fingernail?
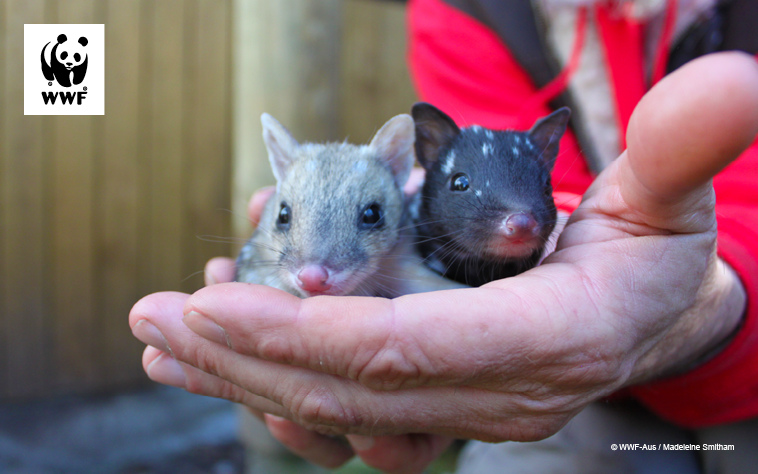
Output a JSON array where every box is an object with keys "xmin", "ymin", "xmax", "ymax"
[
  {"xmin": 204, "ymin": 270, "xmax": 218, "ymax": 286},
  {"xmin": 147, "ymin": 353, "xmax": 187, "ymax": 388},
  {"xmin": 183, "ymin": 311, "xmax": 232, "ymax": 349},
  {"xmin": 264, "ymin": 414, "xmax": 287, "ymax": 425},
  {"xmin": 346, "ymin": 435, "xmax": 375, "ymax": 451},
  {"xmin": 132, "ymin": 320, "xmax": 172, "ymax": 354}
]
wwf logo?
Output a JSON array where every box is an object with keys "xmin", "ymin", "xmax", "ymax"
[
  {"xmin": 41, "ymin": 34, "xmax": 88, "ymax": 88},
  {"xmin": 24, "ymin": 24, "xmax": 104, "ymax": 115}
]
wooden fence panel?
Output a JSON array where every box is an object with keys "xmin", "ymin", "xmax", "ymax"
[
  {"xmin": 340, "ymin": 0, "xmax": 418, "ymax": 144},
  {"xmin": 182, "ymin": 0, "xmax": 232, "ymax": 292},
  {"xmin": 0, "ymin": 0, "xmax": 232, "ymax": 399},
  {"xmin": 1, "ymin": 0, "xmax": 412, "ymax": 400},
  {"xmin": 1, "ymin": 0, "xmax": 49, "ymax": 398},
  {"xmin": 231, "ymin": 0, "xmax": 342, "ymax": 239},
  {"xmin": 100, "ymin": 0, "xmax": 144, "ymax": 386},
  {"xmin": 146, "ymin": 0, "xmax": 186, "ymax": 295},
  {"xmin": 49, "ymin": 0, "xmax": 98, "ymax": 392},
  {"xmin": 0, "ymin": 0, "xmax": 5, "ymax": 397}
]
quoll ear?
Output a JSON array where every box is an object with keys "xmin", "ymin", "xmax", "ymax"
[
  {"xmin": 369, "ymin": 114, "xmax": 415, "ymax": 188},
  {"xmin": 261, "ymin": 113, "xmax": 299, "ymax": 184},
  {"xmin": 411, "ymin": 102, "xmax": 461, "ymax": 172},
  {"xmin": 78, "ymin": 37, "xmax": 88, "ymax": 47},
  {"xmin": 528, "ymin": 107, "xmax": 571, "ymax": 171}
]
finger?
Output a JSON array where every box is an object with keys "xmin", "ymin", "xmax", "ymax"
[
  {"xmin": 145, "ymin": 284, "xmax": 576, "ymax": 440},
  {"xmin": 131, "ymin": 292, "xmax": 289, "ymax": 415},
  {"xmin": 620, "ymin": 52, "xmax": 758, "ymax": 227},
  {"xmin": 140, "ymin": 338, "xmax": 290, "ymax": 417},
  {"xmin": 182, "ymin": 279, "xmax": 615, "ymax": 399},
  {"xmin": 247, "ymin": 186, "xmax": 276, "ymax": 226},
  {"xmin": 130, "ymin": 291, "xmax": 190, "ymax": 331},
  {"xmin": 182, "ymin": 283, "xmax": 531, "ymax": 390},
  {"xmin": 204, "ymin": 257, "xmax": 237, "ymax": 286},
  {"xmin": 347, "ymin": 434, "xmax": 454, "ymax": 474},
  {"xmin": 265, "ymin": 415, "xmax": 355, "ymax": 469}
]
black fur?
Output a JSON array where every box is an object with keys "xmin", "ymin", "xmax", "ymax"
[{"xmin": 412, "ymin": 103, "xmax": 570, "ymax": 287}]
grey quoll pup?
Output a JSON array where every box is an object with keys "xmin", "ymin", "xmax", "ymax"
[{"xmin": 236, "ymin": 112, "xmax": 463, "ymax": 298}]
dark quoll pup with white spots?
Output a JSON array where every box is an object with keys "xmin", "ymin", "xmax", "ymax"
[{"xmin": 411, "ymin": 103, "xmax": 571, "ymax": 287}]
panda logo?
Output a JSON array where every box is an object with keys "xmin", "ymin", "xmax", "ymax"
[{"xmin": 40, "ymin": 34, "xmax": 88, "ymax": 88}]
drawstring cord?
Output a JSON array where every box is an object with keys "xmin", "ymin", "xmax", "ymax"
[
  {"xmin": 652, "ymin": 0, "xmax": 678, "ymax": 85},
  {"xmin": 520, "ymin": 0, "xmax": 677, "ymax": 136},
  {"xmin": 517, "ymin": 6, "xmax": 588, "ymax": 125}
]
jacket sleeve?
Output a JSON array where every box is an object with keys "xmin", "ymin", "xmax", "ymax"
[{"xmin": 408, "ymin": 0, "xmax": 758, "ymax": 428}]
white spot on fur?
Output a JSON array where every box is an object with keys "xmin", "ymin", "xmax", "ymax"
[
  {"xmin": 482, "ymin": 143, "xmax": 494, "ymax": 157},
  {"xmin": 469, "ymin": 125, "xmax": 482, "ymax": 133},
  {"xmin": 475, "ymin": 189, "xmax": 482, "ymax": 197},
  {"xmin": 512, "ymin": 146, "xmax": 519, "ymax": 156},
  {"xmin": 515, "ymin": 135, "xmax": 521, "ymax": 144},
  {"xmin": 526, "ymin": 138, "xmax": 534, "ymax": 150},
  {"xmin": 485, "ymin": 130, "xmax": 494, "ymax": 140},
  {"xmin": 486, "ymin": 180, "xmax": 490, "ymax": 187},
  {"xmin": 442, "ymin": 150, "xmax": 455, "ymax": 175}
]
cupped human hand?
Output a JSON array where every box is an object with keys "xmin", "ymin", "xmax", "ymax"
[{"xmin": 130, "ymin": 52, "xmax": 758, "ymax": 474}]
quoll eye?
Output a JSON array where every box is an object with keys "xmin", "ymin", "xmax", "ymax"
[
  {"xmin": 450, "ymin": 173, "xmax": 470, "ymax": 192},
  {"xmin": 277, "ymin": 203, "xmax": 291, "ymax": 230},
  {"xmin": 360, "ymin": 203, "xmax": 384, "ymax": 230}
]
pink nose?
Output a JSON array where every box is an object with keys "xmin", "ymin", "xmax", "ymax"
[
  {"xmin": 500, "ymin": 212, "xmax": 539, "ymax": 241},
  {"xmin": 297, "ymin": 265, "xmax": 332, "ymax": 292}
]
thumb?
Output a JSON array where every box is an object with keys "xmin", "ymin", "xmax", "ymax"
[{"xmin": 619, "ymin": 52, "xmax": 758, "ymax": 231}]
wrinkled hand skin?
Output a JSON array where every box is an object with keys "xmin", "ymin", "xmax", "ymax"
[{"xmin": 130, "ymin": 52, "xmax": 757, "ymax": 474}]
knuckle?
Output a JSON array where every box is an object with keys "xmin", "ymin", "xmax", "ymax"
[
  {"xmin": 256, "ymin": 335, "xmax": 297, "ymax": 365},
  {"xmin": 187, "ymin": 343, "xmax": 221, "ymax": 376},
  {"xmin": 215, "ymin": 379, "xmax": 248, "ymax": 404},
  {"xmin": 182, "ymin": 374, "xmax": 205, "ymax": 396},
  {"xmin": 351, "ymin": 330, "xmax": 433, "ymax": 391},
  {"xmin": 287, "ymin": 384, "xmax": 356, "ymax": 428}
]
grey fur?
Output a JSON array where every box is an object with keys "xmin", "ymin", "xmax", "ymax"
[{"xmin": 236, "ymin": 113, "xmax": 464, "ymax": 298}]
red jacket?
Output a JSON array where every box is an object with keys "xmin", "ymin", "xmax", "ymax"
[{"xmin": 408, "ymin": 0, "xmax": 758, "ymax": 428}]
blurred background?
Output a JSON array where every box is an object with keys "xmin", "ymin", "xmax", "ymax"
[{"xmin": 0, "ymin": 0, "xmax": 438, "ymax": 472}]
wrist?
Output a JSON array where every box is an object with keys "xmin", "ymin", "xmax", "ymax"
[{"xmin": 630, "ymin": 257, "xmax": 747, "ymax": 384}]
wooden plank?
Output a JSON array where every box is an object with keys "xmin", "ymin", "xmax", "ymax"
[
  {"xmin": 182, "ymin": 0, "xmax": 232, "ymax": 293},
  {"xmin": 2, "ymin": 0, "xmax": 237, "ymax": 399},
  {"xmin": 146, "ymin": 0, "xmax": 186, "ymax": 294},
  {"xmin": 340, "ymin": 0, "xmax": 418, "ymax": 143},
  {"xmin": 98, "ymin": 0, "xmax": 145, "ymax": 387},
  {"xmin": 232, "ymin": 0, "xmax": 342, "ymax": 242},
  {"xmin": 0, "ymin": 0, "xmax": 7, "ymax": 398},
  {"xmin": 1, "ymin": 0, "xmax": 49, "ymax": 398},
  {"xmin": 50, "ymin": 0, "xmax": 97, "ymax": 391},
  {"xmin": 231, "ymin": 0, "xmax": 271, "ymax": 240},
  {"xmin": 263, "ymin": 0, "xmax": 341, "ymax": 142}
]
